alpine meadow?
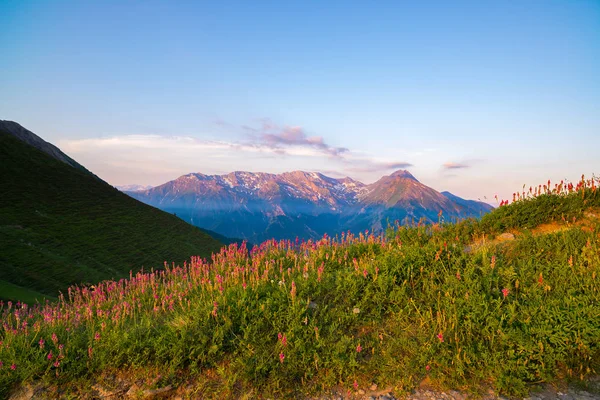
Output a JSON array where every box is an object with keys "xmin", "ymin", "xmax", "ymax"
[{"xmin": 1, "ymin": 1, "xmax": 599, "ymax": 399}]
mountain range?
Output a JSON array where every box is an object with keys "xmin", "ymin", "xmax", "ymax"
[
  {"xmin": 115, "ymin": 184, "xmax": 154, "ymax": 192},
  {"xmin": 127, "ymin": 169, "xmax": 493, "ymax": 243}
]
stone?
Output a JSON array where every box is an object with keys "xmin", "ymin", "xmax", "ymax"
[
  {"xmin": 8, "ymin": 385, "xmax": 35, "ymax": 400},
  {"xmin": 497, "ymin": 232, "xmax": 515, "ymax": 241}
]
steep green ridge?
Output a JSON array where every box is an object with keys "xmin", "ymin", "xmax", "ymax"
[{"xmin": 0, "ymin": 130, "xmax": 223, "ymax": 302}]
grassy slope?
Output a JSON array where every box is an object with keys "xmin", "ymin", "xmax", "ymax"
[
  {"xmin": 1, "ymin": 183, "xmax": 599, "ymax": 398},
  {"xmin": 0, "ymin": 131, "xmax": 223, "ymax": 301}
]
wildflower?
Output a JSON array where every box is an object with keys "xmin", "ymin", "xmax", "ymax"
[
  {"xmin": 281, "ymin": 335, "xmax": 287, "ymax": 347},
  {"xmin": 53, "ymin": 361, "xmax": 60, "ymax": 368},
  {"xmin": 363, "ymin": 269, "xmax": 368, "ymax": 278},
  {"xmin": 352, "ymin": 307, "xmax": 360, "ymax": 314},
  {"xmin": 502, "ymin": 288, "xmax": 509, "ymax": 298},
  {"xmin": 51, "ymin": 333, "xmax": 58, "ymax": 343},
  {"xmin": 39, "ymin": 338, "xmax": 45, "ymax": 349},
  {"xmin": 437, "ymin": 332, "xmax": 444, "ymax": 342},
  {"xmin": 538, "ymin": 274, "xmax": 543, "ymax": 286},
  {"xmin": 94, "ymin": 332, "xmax": 101, "ymax": 341},
  {"xmin": 356, "ymin": 343, "xmax": 362, "ymax": 353},
  {"xmin": 353, "ymin": 380, "xmax": 358, "ymax": 390},
  {"xmin": 47, "ymin": 351, "xmax": 53, "ymax": 360},
  {"xmin": 490, "ymin": 255, "xmax": 496, "ymax": 269},
  {"xmin": 290, "ymin": 281, "xmax": 297, "ymax": 300},
  {"xmin": 10, "ymin": 363, "xmax": 16, "ymax": 371},
  {"xmin": 88, "ymin": 347, "xmax": 93, "ymax": 359},
  {"xmin": 426, "ymin": 365, "xmax": 431, "ymax": 371},
  {"xmin": 456, "ymin": 271, "xmax": 461, "ymax": 280},
  {"xmin": 211, "ymin": 301, "xmax": 218, "ymax": 317},
  {"xmin": 279, "ymin": 352, "xmax": 285, "ymax": 363}
]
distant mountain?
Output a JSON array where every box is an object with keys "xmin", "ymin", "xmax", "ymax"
[
  {"xmin": 441, "ymin": 191, "xmax": 494, "ymax": 218},
  {"xmin": 116, "ymin": 184, "xmax": 154, "ymax": 192},
  {"xmin": 0, "ymin": 121, "xmax": 223, "ymax": 302},
  {"xmin": 128, "ymin": 169, "xmax": 493, "ymax": 243}
]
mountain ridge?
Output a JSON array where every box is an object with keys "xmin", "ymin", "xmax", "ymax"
[
  {"xmin": 128, "ymin": 169, "xmax": 493, "ymax": 242},
  {"xmin": 0, "ymin": 122, "xmax": 223, "ymax": 301}
]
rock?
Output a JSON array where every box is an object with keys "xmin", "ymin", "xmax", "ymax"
[
  {"xmin": 141, "ymin": 385, "xmax": 173, "ymax": 398},
  {"xmin": 126, "ymin": 383, "xmax": 141, "ymax": 397},
  {"xmin": 497, "ymin": 232, "xmax": 515, "ymax": 241},
  {"xmin": 8, "ymin": 385, "xmax": 36, "ymax": 400},
  {"xmin": 92, "ymin": 384, "xmax": 121, "ymax": 398}
]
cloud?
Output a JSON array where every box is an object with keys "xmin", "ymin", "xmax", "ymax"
[
  {"xmin": 244, "ymin": 119, "xmax": 349, "ymax": 158},
  {"xmin": 443, "ymin": 162, "xmax": 470, "ymax": 170},
  {"xmin": 58, "ymin": 118, "xmax": 420, "ymax": 185}
]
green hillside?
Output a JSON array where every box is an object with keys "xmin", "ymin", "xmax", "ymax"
[{"xmin": 0, "ymin": 130, "xmax": 223, "ymax": 302}]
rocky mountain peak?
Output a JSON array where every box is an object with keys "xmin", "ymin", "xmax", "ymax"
[{"xmin": 389, "ymin": 169, "xmax": 418, "ymax": 181}]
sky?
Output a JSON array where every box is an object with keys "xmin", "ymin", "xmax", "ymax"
[{"xmin": 1, "ymin": 0, "xmax": 599, "ymax": 204}]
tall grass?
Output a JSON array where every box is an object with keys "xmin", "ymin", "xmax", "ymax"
[{"xmin": 1, "ymin": 176, "xmax": 599, "ymax": 398}]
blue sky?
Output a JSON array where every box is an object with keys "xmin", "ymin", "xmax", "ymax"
[{"xmin": 1, "ymin": 0, "xmax": 599, "ymax": 203}]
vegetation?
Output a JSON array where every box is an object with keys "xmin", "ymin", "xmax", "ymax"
[
  {"xmin": 0, "ymin": 132, "xmax": 223, "ymax": 302},
  {"xmin": 0, "ymin": 175, "xmax": 599, "ymax": 399}
]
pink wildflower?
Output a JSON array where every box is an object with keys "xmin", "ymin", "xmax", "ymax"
[
  {"xmin": 94, "ymin": 332, "xmax": 101, "ymax": 341},
  {"xmin": 39, "ymin": 338, "xmax": 45, "ymax": 349},
  {"xmin": 426, "ymin": 365, "xmax": 431, "ymax": 371},
  {"xmin": 47, "ymin": 351, "xmax": 53, "ymax": 360},
  {"xmin": 10, "ymin": 363, "xmax": 16, "ymax": 371},
  {"xmin": 356, "ymin": 343, "xmax": 362, "ymax": 353},
  {"xmin": 502, "ymin": 288, "xmax": 509, "ymax": 298},
  {"xmin": 437, "ymin": 332, "xmax": 444, "ymax": 342},
  {"xmin": 279, "ymin": 352, "xmax": 285, "ymax": 363},
  {"xmin": 353, "ymin": 380, "xmax": 358, "ymax": 390}
]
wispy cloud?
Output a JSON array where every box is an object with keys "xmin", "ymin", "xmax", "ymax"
[
  {"xmin": 443, "ymin": 161, "xmax": 470, "ymax": 170},
  {"xmin": 243, "ymin": 119, "xmax": 348, "ymax": 158},
  {"xmin": 58, "ymin": 119, "xmax": 418, "ymax": 185}
]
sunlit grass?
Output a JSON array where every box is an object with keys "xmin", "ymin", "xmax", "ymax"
[{"xmin": 1, "ymin": 175, "xmax": 599, "ymax": 398}]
